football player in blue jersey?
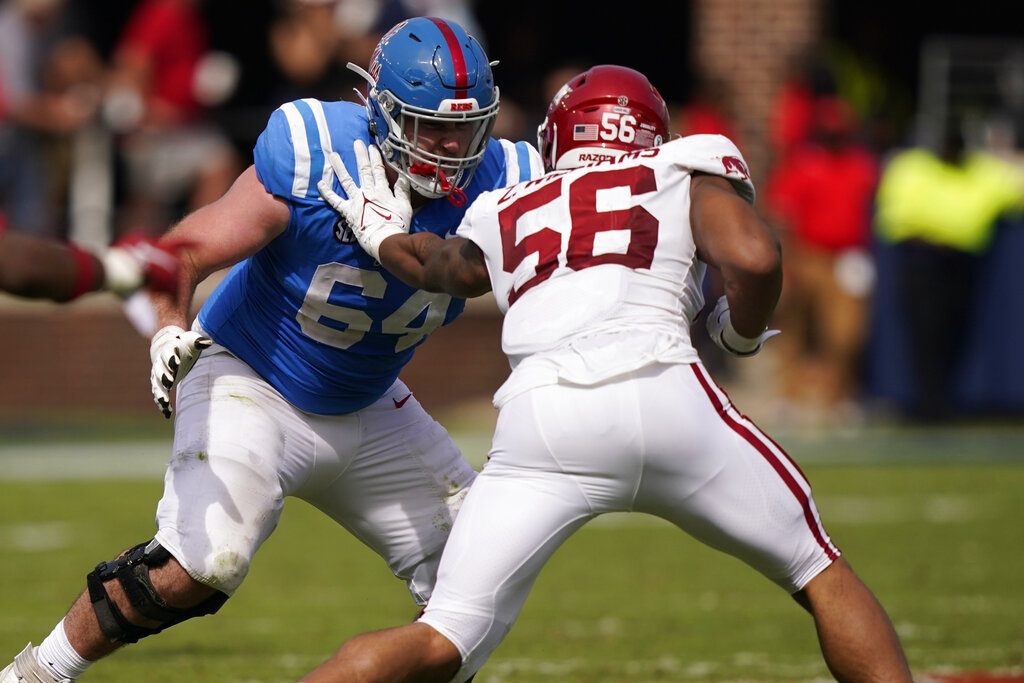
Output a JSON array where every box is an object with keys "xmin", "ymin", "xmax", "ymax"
[{"xmin": 0, "ymin": 17, "xmax": 542, "ymax": 683}]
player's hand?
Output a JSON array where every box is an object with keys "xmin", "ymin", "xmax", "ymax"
[
  {"xmin": 705, "ymin": 295, "xmax": 780, "ymax": 357},
  {"xmin": 318, "ymin": 139, "xmax": 412, "ymax": 261},
  {"xmin": 102, "ymin": 232, "xmax": 182, "ymax": 297},
  {"xmin": 150, "ymin": 325, "xmax": 212, "ymax": 418}
]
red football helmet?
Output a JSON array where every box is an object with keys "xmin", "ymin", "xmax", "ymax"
[{"xmin": 537, "ymin": 65, "xmax": 671, "ymax": 172}]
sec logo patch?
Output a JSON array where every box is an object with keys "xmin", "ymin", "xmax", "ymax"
[{"xmin": 333, "ymin": 218, "xmax": 356, "ymax": 244}]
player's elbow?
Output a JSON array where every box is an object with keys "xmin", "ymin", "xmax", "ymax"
[
  {"xmin": 420, "ymin": 240, "xmax": 491, "ymax": 299},
  {"xmin": 420, "ymin": 268, "xmax": 490, "ymax": 299},
  {"xmin": 726, "ymin": 226, "xmax": 782, "ymax": 283},
  {"xmin": 748, "ymin": 234, "xmax": 783, "ymax": 280},
  {"xmin": 719, "ymin": 231, "xmax": 782, "ymax": 308},
  {"xmin": 451, "ymin": 276, "xmax": 492, "ymax": 299}
]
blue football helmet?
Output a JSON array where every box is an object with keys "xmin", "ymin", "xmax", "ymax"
[{"xmin": 348, "ymin": 17, "xmax": 500, "ymax": 200}]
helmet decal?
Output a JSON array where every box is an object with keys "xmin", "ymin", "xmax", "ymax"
[
  {"xmin": 573, "ymin": 124, "xmax": 599, "ymax": 142},
  {"xmin": 369, "ymin": 21, "xmax": 407, "ymax": 82},
  {"xmin": 429, "ymin": 17, "xmax": 469, "ymax": 97}
]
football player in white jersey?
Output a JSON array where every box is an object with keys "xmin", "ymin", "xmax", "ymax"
[
  {"xmin": 0, "ymin": 17, "xmax": 543, "ymax": 683},
  {"xmin": 304, "ymin": 65, "xmax": 912, "ymax": 682}
]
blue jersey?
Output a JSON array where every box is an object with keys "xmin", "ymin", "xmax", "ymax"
[{"xmin": 197, "ymin": 99, "xmax": 542, "ymax": 414}]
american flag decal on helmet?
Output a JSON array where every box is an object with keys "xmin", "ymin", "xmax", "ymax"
[{"xmin": 573, "ymin": 124, "xmax": 599, "ymax": 141}]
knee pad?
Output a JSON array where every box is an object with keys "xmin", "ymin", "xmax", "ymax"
[{"xmin": 86, "ymin": 540, "xmax": 228, "ymax": 644}]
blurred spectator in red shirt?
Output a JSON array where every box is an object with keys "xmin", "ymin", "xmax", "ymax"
[
  {"xmin": 769, "ymin": 48, "xmax": 837, "ymax": 158},
  {"xmin": 102, "ymin": 0, "xmax": 240, "ymax": 236},
  {"xmin": 764, "ymin": 96, "xmax": 880, "ymax": 422},
  {"xmin": 112, "ymin": 0, "xmax": 207, "ymax": 125}
]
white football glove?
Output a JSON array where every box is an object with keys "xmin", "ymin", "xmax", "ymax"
[
  {"xmin": 705, "ymin": 295, "xmax": 780, "ymax": 357},
  {"xmin": 150, "ymin": 325, "xmax": 212, "ymax": 418},
  {"xmin": 317, "ymin": 139, "xmax": 412, "ymax": 261}
]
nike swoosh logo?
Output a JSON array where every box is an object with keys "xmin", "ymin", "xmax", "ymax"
[
  {"xmin": 367, "ymin": 204, "xmax": 392, "ymax": 221},
  {"xmin": 393, "ymin": 393, "xmax": 412, "ymax": 408}
]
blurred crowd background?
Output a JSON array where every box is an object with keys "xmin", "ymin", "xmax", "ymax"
[{"xmin": 2, "ymin": 0, "xmax": 1024, "ymax": 429}]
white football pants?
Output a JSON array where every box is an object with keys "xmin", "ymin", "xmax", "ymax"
[
  {"xmin": 420, "ymin": 361, "xmax": 838, "ymax": 681},
  {"xmin": 153, "ymin": 342, "xmax": 477, "ymax": 602}
]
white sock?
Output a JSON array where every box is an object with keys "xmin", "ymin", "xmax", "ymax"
[{"xmin": 35, "ymin": 619, "xmax": 92, "ymax": 681}]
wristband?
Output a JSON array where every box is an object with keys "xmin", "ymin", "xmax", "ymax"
[
  {"xmin": 720, "ymin": 320, "xmax": 763, "ymax": 355},
  {"xmin": 360, "ymin": 222, "xmax": 407, "ymax": 262}
]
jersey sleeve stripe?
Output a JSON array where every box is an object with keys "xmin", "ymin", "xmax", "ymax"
[
  {"xmin": 303, "ymin": 98, "xmax": 336, "ymax": 195},
  {"xmin": 514, "ymin": 140, "xmax": 543, "ymax": 182},
  {"xmin": 513, "ymin": 142, "xmax": 532, "ymax": 182},
  {"xmin": 525, "ymin": 142, "xmax": 544, "ymax": 179},
  {"xmin": 293, "ymin": 99, "xmax": 328, "ymax": 198},
  {"xmin": 497, "ymin": 140, "xmax": 542, "ymax": 185},
  {"xmin": 496, "ymin": 139, "xmax": 516, "ymax": 185},
  {"xmin": 280, "ymin": 102, "xmax": 312, "ymax": 198}
]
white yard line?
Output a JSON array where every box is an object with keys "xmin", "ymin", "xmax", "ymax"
[
  {"xmin": 0, "ymin": 441, "xmax": 170, "ymax": 480},
  {"xmin": 0, "ymin": 432, "xmax": 493, "ymax": 481}
]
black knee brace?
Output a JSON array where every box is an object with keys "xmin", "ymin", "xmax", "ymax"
[{"xmin": 86, "ymin": 540, "xmax": 228, "ymax": 644}]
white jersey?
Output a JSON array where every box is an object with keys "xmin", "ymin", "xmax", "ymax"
[
  {"xmin": 455, "ymin": 134, "xmax": 756, "ymax": 406},
  {"xmin": 424, "ymin": 138, "xmax": 838, "ymax": 683}
]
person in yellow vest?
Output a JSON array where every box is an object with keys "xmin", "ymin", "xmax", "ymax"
[{"xmin": 874, "ymin": 122, "xmax": 1024, "ymax": 419}]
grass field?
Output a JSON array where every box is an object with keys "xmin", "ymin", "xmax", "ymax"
[{"xmin": 2, "ymin": 418, "xmax": 1023, "ymax": 682}]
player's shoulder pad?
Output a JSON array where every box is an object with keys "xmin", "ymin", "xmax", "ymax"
[
  {"xmin": 254, "ymin": 99, "xmax": 364, "ymax": 200},
  {"xmin": 666, "ymin": 134, "xmax": 756, "ymax": 206}
]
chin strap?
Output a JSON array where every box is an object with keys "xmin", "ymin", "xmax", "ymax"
[{"xmin": 409, "ymin": 164, "xmax": 467, "ymax": 207}]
